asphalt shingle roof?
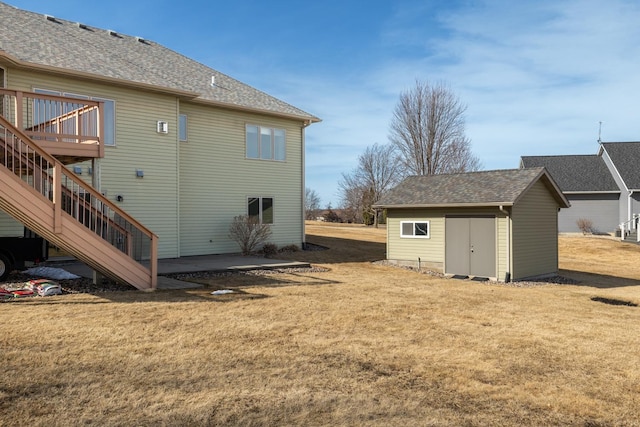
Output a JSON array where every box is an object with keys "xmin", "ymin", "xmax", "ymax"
[
  {"xmin": 0, "ymin": 2, "xmax": 319, "ymax": 122},
  {"xmin": 520, "ymin": 154, "xmax": 619, "ymax": 192},
  {"xmin": 601, "ymin": 142, "xmax": 640, "ymax": 190},
  {"xmin": 374, "ymin": 168, "xmax": 569, "ymax": 208}
]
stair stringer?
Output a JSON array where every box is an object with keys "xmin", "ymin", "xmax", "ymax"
[{"xmin": 0, "ymin": 162, "xmax": 156, "ymax": 290}]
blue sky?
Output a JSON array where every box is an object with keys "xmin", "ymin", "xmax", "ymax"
[{"xmin": 8, "ymin": 0, "xmax": 640, "ymax": 206}]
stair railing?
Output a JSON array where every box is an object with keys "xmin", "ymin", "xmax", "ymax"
[
  {"xmin": 0, "ymin": 88, "xmax": 103, "ymax": 158},
  {"xmin": 619, "ymin": 214, "xmax": 640, "ymax": 242},
  {"xmin": 0, "ymin": 115, "xmax": 157, "ymax": 282}
]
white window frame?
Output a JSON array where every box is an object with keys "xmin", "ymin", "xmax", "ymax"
[
  {"xmin": 400, "ymin": 221, "xmax": 430, "ymax": 238},
  {"xmin": 248, "ymin": 196, "xmax": 274, "ymax": 225},
  {"xmin": 246, "ymin": 124, "xmax": 286, "ymax": 161},
  {"xmin": 34, "ymin": 88, "xmax": 116, "ymax": 146}
]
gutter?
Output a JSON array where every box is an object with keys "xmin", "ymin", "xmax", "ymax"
[{"xmin": 1, "ymin": 52, "xmax": 323, "ymax": 124}]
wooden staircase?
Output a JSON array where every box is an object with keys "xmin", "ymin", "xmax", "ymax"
[{"xmin": 0, "ymin": 90, "xmax": 157, "ymax": 290}]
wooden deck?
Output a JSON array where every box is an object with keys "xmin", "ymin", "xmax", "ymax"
[{"xmin": 0, "ymin": 90, "xmax": 157, "ymax": 290}]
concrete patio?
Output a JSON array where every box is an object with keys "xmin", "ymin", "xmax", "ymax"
[{"xmin": 46, "ymin": 254, "xmax": 311, "ymax": 290}]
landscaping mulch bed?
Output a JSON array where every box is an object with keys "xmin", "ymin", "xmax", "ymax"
[
  {"xmin": 372, "ymin": 260, "xmax": 579, "ymax": 287},
  {"xmin": 1, "ymin": 271, "xmax": 135, "ymax": 296},
  {"xmin": 168, "ymin": 266, "xmax": 330, "ymax": 282}
]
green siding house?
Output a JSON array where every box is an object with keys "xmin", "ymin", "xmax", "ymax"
[
  {"xmin": 0, "ymin": 2, "xmax": 319, "ymax": 288},
  {"xmin": 374, "ymin": 168, "xmax": 569, "ymax": 282}
]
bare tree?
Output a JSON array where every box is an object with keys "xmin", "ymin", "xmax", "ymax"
[
  {"xmin": 305, "ymin": 187, "xmax": 321, "ymax": 220},
  {"xmin": 228, "ymin": 215, "xmax": 272, "ymax": 255},
  {"xmin": 389, "ymin": 80, "xmax": 481, "ymax": 175},
  {"xmin": 339, "ymin": 143, "xmax": 402, "ymax": 226}
]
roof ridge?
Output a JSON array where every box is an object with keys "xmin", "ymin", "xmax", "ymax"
[{"xmin": 0, "ymin": 1, "xmax": 319, "ymax": 121}]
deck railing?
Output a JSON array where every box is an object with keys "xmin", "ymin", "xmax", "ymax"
[
  {"xmin": 0, "ymin": 114, "xmax": 157, "ymax": 273},
  {"xmin": 0, "ymin": 88, "xmax": 103, "ymax": 157}
]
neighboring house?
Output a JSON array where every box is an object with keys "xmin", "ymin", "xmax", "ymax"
[
  {"xmin": 521, "ymin": 142, "xmax": 640, "ymax": 234},
  {"xmin": 520, "ymin": 155, "xmax": 620, "ymax": 233},
  {"xmin": 0, "ymin": 3, "xmax": 319, "ymax": 288},
  {"xmin": 598, "ymin": 142, "xmax": 640, "ymax": 229},
  {"xmin": 373, "ymin": 168, "xmax": 569, "ymax": 282}
]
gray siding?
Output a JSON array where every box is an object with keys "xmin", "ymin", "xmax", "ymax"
[{"xmin": 560, "ymin": 194, "xmax": 619, "ymax": 233}]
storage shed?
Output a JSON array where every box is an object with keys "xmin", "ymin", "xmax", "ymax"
[{"xmin": 373, "ymin": 168, "xmax": 570, "ymax": 282}]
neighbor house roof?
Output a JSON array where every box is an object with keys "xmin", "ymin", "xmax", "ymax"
[
  {"xmin": 0, "ymin": 2, "xmax": 319, "ymax": 123},
  {"xmin": 520, "ymin": 155, "xmax": 619, "ymax": 193},
  {"xmin": 599, "ymin": 142, "xmax": 640, "ymax": 190},
  {"xmin": 374, "ymin": 168, "xmax": 569, "ymax": 209}
]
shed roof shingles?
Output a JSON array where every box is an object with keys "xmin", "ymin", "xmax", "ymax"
[
  {"xmin": 375, "ymin": 168, "xmax": 565, "ymax": 208},
  {"xmin": 0, "ymin": 2, "xmax": 318, "ymax": 121}
]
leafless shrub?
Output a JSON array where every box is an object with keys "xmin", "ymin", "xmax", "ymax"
[
  {"xmin": 228, "ymin": 215, "xmax": 272, "ymax": 255},
  {"xmin": 261, "ymin": 243, "xmax": 278, "ymax": 258},
  {"xmin": 279, "ymin": 244, "xmax": 300, "ymax": 253},
  {"xmin": 577, "ymin": 218, "xmax": 594, "ymax": 234}
]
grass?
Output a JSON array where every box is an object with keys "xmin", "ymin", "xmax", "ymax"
[{"xmin": 2, "ymin": 223, "xmax": 640, "ymax": 426}]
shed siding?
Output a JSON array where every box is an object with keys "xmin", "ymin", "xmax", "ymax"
[
  {"xmin": 511, "ymin": 180, "xmax": 559, "ymax": 280},
  {"xmin": 386, "ymin": 209, "xmax": 445, "ymax": 270},
  {"xmin": 387, "ymin": 207, "xmax": 508, "ymax": 279},
  {"xmin": 560, "ymin": 194, "xmax": 619, "ymax": 233},
  {"xmin": 178, "ymin": 103, "xmax": 304, "ymax": 255}
]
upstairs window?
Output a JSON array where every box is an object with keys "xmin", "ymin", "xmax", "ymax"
[
  {"xmin": 246, "ymin": 125, "xmax": 286, "ymax": 161},
  {"xmin": 179, "ymin": 114, "xmax": 188, "ymax": 142},
  {"xmin": 248, "ymin": 197, "xmax": 274, "ymax": 224},
  {"xmin": 400, "ymin": 221, "xmax": 430, "ymax": 238}
]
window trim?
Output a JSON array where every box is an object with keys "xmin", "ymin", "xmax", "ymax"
[
  {"xmin": 245, "ymin": 124, "xmax": 286, "ymax": 161},
  {"xmin": 400, "ymin": 221, "xmax": 430, "ymax": 238},
  {"xmin": 247, "ymin": 196, "xmax": 274, "ymax": 225}
]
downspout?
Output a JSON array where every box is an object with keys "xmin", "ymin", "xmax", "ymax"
[
  {"xmin": 630, "ymin": 190, "xmax": 636, "ymax": 230},
  {"xmin": 499, "ymin": 205, "xmax": 511, "ymax": 282},
  {"xmin": 301, "ymin": 120, "xmax": 311, "ymax": 248},
  {"xmin": 176, "ymin": 98, "xmax": 181, "ymax": 257}
]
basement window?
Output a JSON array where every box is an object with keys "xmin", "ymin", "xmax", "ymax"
[
  {"xmin": 401, "ymin": 221, "xmax": 430, "ymax": 238},
  {"xmin": 248, "ymin": 197, "xmax": 274, "ymax": 224}
]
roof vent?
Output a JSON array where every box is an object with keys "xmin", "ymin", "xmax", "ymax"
[
  {"xmin": 45, "ymin": 15, "xmax": 58, "ymax": 23},
  {"xmin": 77, "ymin": 22, "xmax": 90, "ymax": 30},
  {"xmin": 108, "ymin": 30, "xmax": 122, "ymax": 38},
  {"xmin": 136, "ymin": 36, "xmax": 150, "ymax": 45},
  {"xmin": 211, "ymin": 76, "xmax": 216, "ymax": 87}
]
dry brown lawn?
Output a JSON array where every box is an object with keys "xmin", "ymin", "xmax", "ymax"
[{"xmin": 2, "ymin": 223, "xmax": 640, "ymax": 426}]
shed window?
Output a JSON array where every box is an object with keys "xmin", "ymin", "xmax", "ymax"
[{"xmin": 401, "ymin": 221, "xmax": 430, "ymax": 238}]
